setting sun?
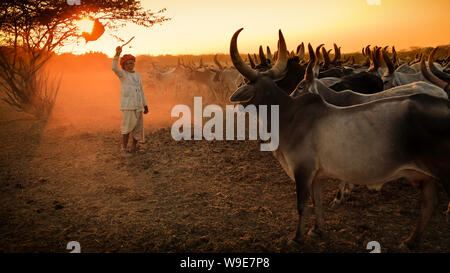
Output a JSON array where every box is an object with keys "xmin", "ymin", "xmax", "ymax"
[{"xmin": 76, "ymin": 18, "xmax": 94, "ymax": 34}]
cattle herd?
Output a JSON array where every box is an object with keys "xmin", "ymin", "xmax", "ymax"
[
  {"xmin": 148, "ymin": 29, "xmax": 449, "ymax": 250},
  {"xmin": 146, "ymin": 55, "xmax": 244, "ymax": 102},
  {"xmin": 228, "ymin": 28, "xmax": 449, "ymax": 250}
]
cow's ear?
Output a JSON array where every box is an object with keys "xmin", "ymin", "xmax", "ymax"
[{"xmin": 230, "ymin": 85, "xmax": 256, "ymax": 102}]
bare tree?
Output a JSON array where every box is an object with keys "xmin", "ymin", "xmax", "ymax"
[{"xmin": 0, "ymin": 0, "xmax": 169, "ymax": 118}]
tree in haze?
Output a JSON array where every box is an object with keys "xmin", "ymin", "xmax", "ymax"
[{"xmin": 0, "ymin": 0, "xmax": 169, "ymax": 118}]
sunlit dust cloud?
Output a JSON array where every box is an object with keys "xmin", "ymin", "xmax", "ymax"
[{"xmin": 76, "ymin": 18, "xmax": 94, "ymax": 34}]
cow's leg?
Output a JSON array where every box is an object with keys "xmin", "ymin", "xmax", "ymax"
[
  {"xmin": 446, "ymin": 203, "xmax": 450, "ymax": 223},
  {"xmin": 289, "ymin": 167, "xmax": 317, "ymax": 246},
  {"xmin": 402, "ymin": 179, "xmax": 438, "ymax": 249},
  {"xmin": 329, "ymin": 181, "xmax": 346, "ymax": 208},
  {"xmin": 344, "ymin": 183, "xmax": 355, "ymax": 200},
  {"xmin": 440, "ymin": 178, "xmax": 450, "ymax": 221},
  {"xmin": 308, "ymin": 178, "xmax": 324, "ymax": 237}
]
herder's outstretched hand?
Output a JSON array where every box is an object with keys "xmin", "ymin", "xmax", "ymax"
[
  {"xmin": 144, "ymin": 105, "xmax": 149, "ymax": 114},
  {"xmin": 115, "ymin": 46, "xmax": 122, "ymax": 56}
]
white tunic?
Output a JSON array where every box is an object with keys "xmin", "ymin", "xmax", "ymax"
[{"xmin": 112, "ymin": 56, "xmax": 148, "ymax": 111}]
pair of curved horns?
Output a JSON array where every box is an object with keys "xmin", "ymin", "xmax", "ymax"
[
  {"xmin": 230, "ymin": 28, "xmax": 288, "ymax": 81},
  {"xmin": 381, "ymin": 47, "xmax": 395, "ymax": 75},
  {"xmin": 429, "ymin": 47, "xmax": 450, "ymax": 82},
  {"xmin": 214, "ymin": 54, "xmax": 224, "ymax": 69},
  {"xmin": 304, "ymin": 43, "xmax": 322, "ymax": 81},
  {"xmin": 367, "ymin": 46, "xmax": 381, "ymax": 72},
  {"xmin": 331, "ymin": 43, "xmax": 341, "ymax": 64},
  {"xmin": 421, "ymin": 57, "xmax": 449, "ymax": 91}
]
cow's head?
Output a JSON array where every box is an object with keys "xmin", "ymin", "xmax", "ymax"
[
  {"xmin": 290, "ymin": 43, "xmax": 321, "ymax": 98},
  {"xmin": 229, "ymin": 28, "xmax": 288, "ymax": 106}
]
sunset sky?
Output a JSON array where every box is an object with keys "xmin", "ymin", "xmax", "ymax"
[{"xmin": 60, "ymin": 0, "xmax": 450, "ymax": 57}]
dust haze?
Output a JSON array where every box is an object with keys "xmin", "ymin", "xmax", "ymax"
[{"xmin": 43, "ymin": 52, "xmax": 196, "ymax": 138}]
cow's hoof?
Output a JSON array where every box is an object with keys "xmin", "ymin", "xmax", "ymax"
[
  {"xmin": 287, "ymin": 238, "xmax": 302, "ymax": 248},
  {"xmin": 398, "ymin": 242, "xmax": 410, "ymax": 251},
  {"xmin": 399, "ymin": 240, "xmax": 416, "ymax": 251},
  {"xmin": 329, "ymin": 200, "xmax": 340, "ymax": 209},
  {"xmin": 307, "ymin": 228, "xmax": 322, "ymax": 238}
]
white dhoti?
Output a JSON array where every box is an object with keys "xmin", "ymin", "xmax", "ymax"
[{"xmin": 121, "ymin": 110, "xmax": 144, "ymax": 141}]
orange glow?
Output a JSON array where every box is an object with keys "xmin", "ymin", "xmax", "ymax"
[
  {"xmin": 60, "ymin": 0, "xmax": 450, "ymax": 57},
  {"xmin": 76, "ymin": 18, "xmax": 94, "ymax": 34}
]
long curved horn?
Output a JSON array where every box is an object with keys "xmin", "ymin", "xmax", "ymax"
[
  {"xmin": 332, "ymin": 43, "xmax": 339, "ymax": 64},
  {"xmin": 259, "ymin": 45, "xmax": 267, "ymax": 65},
  {"xmin": 315, "ymin": 44, "xmax": 324, "ymax": 63},
  {"xmin": 308, "ymin": 43, "xmax": 316, "ymax": 64},
  {"xmin": 429, "ymin": 47, "xmax": 450, "ymax": 82},
  {"xmin": 248, "ymin": 53, "xmax": 256, "ymax": 69},
  {"xmin": 253, "ymin": 53, "xmax": 259, "ymax": 65},
  {"xmin": 420, "ymin": 58, "xmax": 449, "ymax": 92},
  {"xmin": 266, "ymin": 46, "xmax": 272, "ymax": 62},
  {"xmin": 363, "ymin": 45, "xmax": 371, "ymax": 66},
  {"xmin": 262, "ymin": 30, "xmax": 288, "ymax": 79},
  {"xmin": 365, "ymin": 45, "xmax": 371, "ymax": 57},
  {"xmin": 375, "ymin": 47, "xmax": 382, "ymax": 69},
  {"xmin": 367, "ymin": 46, "xmax": 373, "ymax": 62},
  {"xmin": 230, "ymin": 28, "xmax": 259, "ymax": 81},
  {"xmin": 382, "ymin": 47, "xmax": 395, "ymax": 75},
  {"xmin": 214, "ymin": 54, "xmax": 224, "ymax": 70},
  {"xmin": 309, "ymin": 44, "xmax": 321, "ymax": 77},
  {"xmin": 297, "ymin": 42, "xmax": 305, "ymax": 60},
  {"xmin": 304, "ymin": 60, "xmax": 315, "ymax": 82},
  {"xmin": 322, "ymin": 47, "xmax": 330, "ymax": 68},
  {"xmin": 392, "ymin": 46, "xmax": 398, "ymax": 66},
  {"xmin": 368, "ymin": 46, "xmax": 381, "ymax": 72}
]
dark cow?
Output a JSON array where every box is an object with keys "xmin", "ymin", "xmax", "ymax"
[
  {"xmin": 274, "ymin": 56, "xmax": 306, "ymax": 94},
  {"xmin": 327, "ymin": 71, "xmax": 384, "ymax": 94}
]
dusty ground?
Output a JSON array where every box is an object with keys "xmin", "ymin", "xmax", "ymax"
[{"xmin": 0, "ymin": 67, "xmax": 449, "ymax": 253}]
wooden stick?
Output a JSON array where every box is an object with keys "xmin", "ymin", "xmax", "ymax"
[{"xmin": 121, "ymin": 36, "xmax": 135, "ymax": 48}]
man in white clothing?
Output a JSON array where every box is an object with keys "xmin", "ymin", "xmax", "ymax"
[{"xmin": 112, "ymin": 46, "xmax": 148, "ymax": 155}]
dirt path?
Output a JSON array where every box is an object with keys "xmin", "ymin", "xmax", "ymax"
[
  {"xmin": 0, "ymin": 64, "xmax": 448, "ymax": 253},
  {"xmin": 0, "ymin": 115, "xmax": 449, "ymax": 253}
]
